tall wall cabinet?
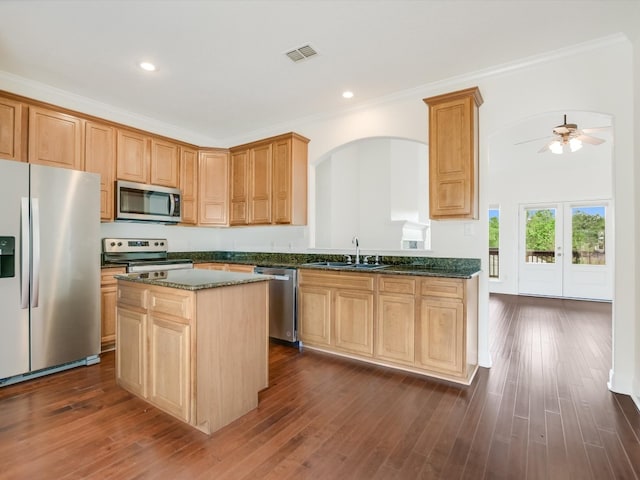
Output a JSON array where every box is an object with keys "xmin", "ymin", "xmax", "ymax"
[
  {"xmin": 229, "ymin": 132, "xmax": 309, "ymax": 226},
  {"xmin": 423, "ymin": 87, "xmax": 483, "ymax": 220}
]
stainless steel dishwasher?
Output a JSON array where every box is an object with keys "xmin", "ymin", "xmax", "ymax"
[{"xmin": 254, "ymin": 267, "xmax": 298, "ymax": 345}]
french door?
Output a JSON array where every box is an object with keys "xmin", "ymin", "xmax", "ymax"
[{"xmin": 518, "ymin": 201, "xmax": 612, "ymax": 300}]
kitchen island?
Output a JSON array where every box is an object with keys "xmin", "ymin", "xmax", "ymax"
[{"xmin": 114, "ymin": 269, "xmax": 270, "ymax": 434}]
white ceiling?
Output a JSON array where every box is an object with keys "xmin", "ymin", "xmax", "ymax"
[{"xmin": 0, "ymin": 0, "xmax": 638, "ymax": 145}]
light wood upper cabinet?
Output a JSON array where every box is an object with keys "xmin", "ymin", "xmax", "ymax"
[
  {"xmin": 0, "ymin": 96, "xmax": 27, "ymax": 161},
  {"xmin": 423, "ymin": 87, "xmax": 483, "ymax": 220},
  {"xmin": 28, "ymin": 106, "xmax": 83, "ymax": 170},
  {"xmin": 229, "ymin": 132, "xmax": 309, "ymax": 226},
  {"xmin": 116, "ymin": 129, "xmax": 149, "ymax": 183},
  {"xmin": 229, "ymin": 149, "xmax": 249, "ymax": 225},
  {"xmin": 249, "ymin": 142, "xmax": 272, "ymax": 224},
  {"xmin": 198, "ymin": 149, "xmax": 229, "ymax": 226},
  {"xmin": 180, "ymin": 146, "xmax": 198, "ymax": 225},
  {"xmin": 272, "ymin": 133, "xmax": 309, "ymax": 225},
  {"xmin": 116, "ymin": 130, "xmax": 181, "ymax": 187},
  {"xmin": 85, "ymin": 121, "xmax": 116, "ymax": 221},
  {"xmin": 150, "ymin": 138, "xmax": 179, "ymax": 188}
]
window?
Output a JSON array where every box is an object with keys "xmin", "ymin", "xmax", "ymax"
[{"xmin": 489, "ymin": 208, "xmax": 500, "ymax": 278}]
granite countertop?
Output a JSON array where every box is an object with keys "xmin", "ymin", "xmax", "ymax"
[
  {"xmin": 297, "ymin": 263, "xmax": 480, "ymax": 279},
  {"xmin": 104, "ymin": 251, "xmax": 482, "ymax": 279},
  {"xmin": 114, "ymin": 269, "xmax": 271, "ymax": 291}
]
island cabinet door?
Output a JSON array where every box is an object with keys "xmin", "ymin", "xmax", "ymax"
[
  {"xmin": 147, "ymin": 315, "xmax": 192, "ymax": 423},
  {"xmin": 298, "ymin": 285, "xmax": 332, "ymax": 347},
  {"xmin": 116, "ymin": 307, "xmax": 147, "ymax": 397},
  {"xmin": 333, "ymin": 290, "xmax": 374, "ymax": 357}
]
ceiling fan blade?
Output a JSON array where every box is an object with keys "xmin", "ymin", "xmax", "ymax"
[
  {"xmin": 582, "ymin": 126, "xmax": 611, "ymax": 133},
  {"xmin": 514, "ymin": 135, "xmax": 552, "ymax": 146},
  {"xmin": 577, "ymin": 134, "xmax": 605, "ymax": 145},
  {"xmin": 537, "ymin": 141, "xmax": 553, "ymax": 153}
]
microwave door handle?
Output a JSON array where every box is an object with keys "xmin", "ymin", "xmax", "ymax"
[{"xmin": 169, "ymin": 194, "xmax": 176, "ymax": 217}]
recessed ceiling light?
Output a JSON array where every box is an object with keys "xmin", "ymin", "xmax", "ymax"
[
  {"xmin": 342, "ymin": 91, "xmax": 354, "ymax": 99},
  {"xmin": 139, "ymin": 62, "xmax": 157, "ymax": 72}
]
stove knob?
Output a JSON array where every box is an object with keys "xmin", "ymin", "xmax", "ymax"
[
  {"xmin": 154, "ymin": 242, "xmax": 159, "ymax": 246},
  {"xmin": 110, "ymin": 242, "xmax": 116, "ymax": 247},
  {"xmin": 117, "ymin": 242, "xmax": 122, "ymax": 247},
  {"xmin": 160, "ymin": 242, "xmax": 165, "ymax": 246}
]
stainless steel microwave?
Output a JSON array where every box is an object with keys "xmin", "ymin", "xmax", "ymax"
[{"xmin": 116, "ymin": 180, "xmax": 182, "ymax": 223}]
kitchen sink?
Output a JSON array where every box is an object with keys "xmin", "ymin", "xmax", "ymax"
[
  {"xmin": 349, "ymin": 263, "xmax": 388, "ymax": 269},
  {"xmin": 302, "ymin": 261, "xmax": 353, "ymax": 267},
  {"xmin": 301, "ymin": 261, "xmax": 388, "ymax": 270}
]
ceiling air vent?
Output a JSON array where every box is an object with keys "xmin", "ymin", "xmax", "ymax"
[{"xmin": 285, "ymin": 44, "xmax": 318, "ymax": 62}]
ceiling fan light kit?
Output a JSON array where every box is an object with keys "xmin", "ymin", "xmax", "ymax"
[{"xmin": 540, "ymin": 114, "xmax": 605, "ymax": 154}]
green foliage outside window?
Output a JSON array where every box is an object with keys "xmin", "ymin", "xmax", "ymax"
[
  {"xmin": 526, "ymin": 209, "xmax": 556, "ymax": 251},
  {"xmin": 489, "ymin": 216, "xmax": 499, "ymax": 248}
]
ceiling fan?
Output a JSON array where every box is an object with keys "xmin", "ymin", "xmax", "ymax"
[{"xmin": 517, "ymin": 114, "xmax": 608, "ymax": 154}]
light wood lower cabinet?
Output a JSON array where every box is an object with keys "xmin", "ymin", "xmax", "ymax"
[
  {"xmin": 100, "ymin": 267, "xmax": 125, "ymax": 351},
  {"xmin": 376, "ymin": 276, "xmax": 416, "ymax": 365},
  {"xmin": 116, "ymin": 279, "xmax": 268, "ymax": 434},
  {"xmin": 298, "ymin": 270, "xmax": 479, "ymax": 384},
  {"xmin": 195, "ymin": 262, "xmax": 255, "ymax": 273},
  {"xmin": 298, "ymin": 270, "xmax": 375, "ymax": 357}
]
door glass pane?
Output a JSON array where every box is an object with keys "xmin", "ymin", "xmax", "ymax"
[
  {"xmin": 525, "ymin": 208, "xmax": 556, "ymax": 263},
  {"xmin": 571, "ymin": 206, "xmax": 606, "ymax": 265},
  {"xmin": 489, "ymin": 208, "xmax": 499, "ymax": 278}
]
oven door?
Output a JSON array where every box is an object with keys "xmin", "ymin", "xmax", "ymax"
[{"xmin": 116, "ymin": 180, "xmax": 182, "ymax": 223}]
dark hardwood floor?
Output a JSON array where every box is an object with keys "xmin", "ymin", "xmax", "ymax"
[{"xmin": 1, "ymin": 294, "xmax": 639, "ymax": 479}]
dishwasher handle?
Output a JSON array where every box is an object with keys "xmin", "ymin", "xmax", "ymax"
[{"xmin": 254, "ymin": 267, "xmax": 293, "ymax": 281}]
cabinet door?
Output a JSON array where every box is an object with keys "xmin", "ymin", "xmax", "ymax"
[
  {"xmin": 85, "ymin": 121, "xmax": 116, "ymax": 221},
  {"xmin": 180, "ymin": 147, "xmax": 198, "ymax": 224},
  {"xmin": 272, "ymin": 138, "xmax": 291, "ymax": 223},
  {"xmin": 150, "ymin": 138, "xmax": 179, "ymax": 187},
  {"xmin": 376, "ymin": 293, "xmax": 415, "ymax": 364},
  {"xmin": 249, "ymin": 143, "xmax": 272, "ymax": 224},
  {"xmin": 229, "ymin": 150, "xmax": 248, "ymax": 225},
  {"xmin": 116, "ymin": 307, "xmax": 147, "ymax": 397},
  {"xmin": 147, "ymin": 315, "xmax": 191, "ymax": 422},
  {"xmin": 298, "ymin": 285, "xmax": 331, "ymax": 346},
  {"xmin": 227, "ymin": 264, "xmax": 255, "ymax": 273},
  {"xmin": 28, "ymin": 106, "xmax": 83, "ymax": 170},
  {"xmin": 117, "ymin": 129, "xmax": 149, "ymax": 183},
  {"xmin": 272, "ymin": 134, "xmax": 308, "ymax": 225},
  {"xmin": 334, "ymin": 290, "xmax": 374, "ymax": 356},
  {"xmin": 425, "ymin": 88, "xmax": 481, "ymax": 219},
  {"xmin": 101, "ymin": 267, "xmax": 125, "ymax": 351},
  {"xmin": 0, "ymin": 96, "xmax": 26, "ymax": 161},
  {"xmin": 416, "ymin": 297, "xmax": 464, "ymax": 375},
  {"xmin": 198, "ymin": 150, "xmax": 229, "ymax": 225}
]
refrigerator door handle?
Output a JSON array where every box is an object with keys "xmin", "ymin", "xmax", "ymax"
[
  {"xmin": 20, "ymin": 197, "xmax": 30, "ymax": 309},
  {"xmin": 31, "ymin": 198, "xmax": 40, "ymax": 308}
]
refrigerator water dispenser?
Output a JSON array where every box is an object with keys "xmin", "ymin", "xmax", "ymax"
[{"xmin": 0, "ymin": 236, "xmax": 15, "ymax": 278}]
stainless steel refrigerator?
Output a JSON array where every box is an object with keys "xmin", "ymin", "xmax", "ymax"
[{"xmin": 0, "ymin": 159, "xmax": 101, "ymax": 384}]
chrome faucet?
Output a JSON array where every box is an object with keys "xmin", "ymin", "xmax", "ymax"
[{"xmin": 352, "ymin": 236, "xmax": 360, "ymax": 264}]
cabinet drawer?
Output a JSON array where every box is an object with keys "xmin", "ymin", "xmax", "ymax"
[
  {"xmin": 378, "ymin": 275, "xmax": 416, "ymax": 295},
  {"xmin": 149, "ymin": 288, "xmax": 193, "ymax": 322},
  {"xmin": 420, "ymin": 278, "xmax": 464, "ymax": 299},
  {"xmin": 117, "ymin": 283, "xmax": 148, "ymax": 309},
  {"xmin": 101, "ymin": 267, "xmax": 126, "ymax": 286},
  {"xmin": 299, "ymin": 269, "xmax": 374, "ymax": 291}
]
